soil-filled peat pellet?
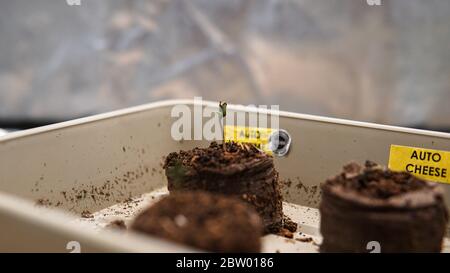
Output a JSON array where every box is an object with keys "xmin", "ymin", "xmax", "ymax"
[
  {"xmin": 131, "ymin": 191, "xmax": 263, "ymax": 252},
  {"xmin": 320, "ymin": 161, "xmax": 449, "ymax": 253},
  {"xmin": 163, "ymin": 141, "xmax": 286, "ymax": 233}
]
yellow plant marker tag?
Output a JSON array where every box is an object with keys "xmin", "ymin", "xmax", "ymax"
[
  {"xmin": 388, "ymin": 145, "xmax": 450, "ymax": 184},
  {"xmin": 224, "ymin": 125, "xmax": 274, "ymax": 154}
]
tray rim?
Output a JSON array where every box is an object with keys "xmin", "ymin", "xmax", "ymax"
[{"xmin": 1, "ymin": 99, "xmax": 449, "ymax": 144}]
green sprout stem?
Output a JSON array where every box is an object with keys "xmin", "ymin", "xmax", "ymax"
[{"xmin": 219, "ymin": 101, "xmax": 227, "ymax": 152}]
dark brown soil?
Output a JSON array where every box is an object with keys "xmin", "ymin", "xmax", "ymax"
[
  {"xmin": 106, "ymin": 220, "xmax": 127, "ymax": 230},
  {"xmin": 320, "ymin": 161, "xmax": 448, "ymax": 253},
  {"xmin": 164, "ymin": 141, "xmax": 286, "ymax": 234},
  {"xmin": 81, "ymin": 210, "xmax": 93, "ymax": 218},
  {"xmin": 282, "ymin": 215, "xmax": 298, "ymax": 233},
  {"xmin": 131, "ymin": 191, "xmax": 263, "ymax": 253},
  {"xmin": 278, "ymin": 228, "xmax": 294, "ymax": 239},
  {"xmin": 164, "ymin": 141, "xmax": 267, "ymax": 170},
  {"xmin": 324, "ymin": 161, "xmax": 430, "ymax": 199}
]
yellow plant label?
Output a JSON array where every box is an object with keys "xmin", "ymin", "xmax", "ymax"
[
  {"xmin": 224, "ymin": 125, "xmax": 274, "ymax": 154},
  {"xmin": 388, "ymin": 145, "xmax": 450, "ymax": 184}
]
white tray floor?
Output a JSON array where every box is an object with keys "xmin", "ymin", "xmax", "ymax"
[{"xmin": 75, "ymin": 187, "xmax": 450, "ymax": 253}]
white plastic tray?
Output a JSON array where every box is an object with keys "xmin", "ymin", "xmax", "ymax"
[{"xmin": 0, "ymin": 99, "xmax": 449, "ymax": 252}]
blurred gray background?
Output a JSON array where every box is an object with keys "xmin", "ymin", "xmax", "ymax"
[{"xmin": 0, "ymin": 0, "xmax": 449, "ymax": 130}]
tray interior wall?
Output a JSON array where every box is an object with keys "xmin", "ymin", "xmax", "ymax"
[{"xmin": 0, "ymin": 100, "xmax": 449, "ymax": 220}]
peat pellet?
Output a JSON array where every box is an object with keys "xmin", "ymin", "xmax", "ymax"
[
  {"xmin": 163, "ymin": 141, "xmax": 285, "ymax": 233},
  {"xmin": 320, "ymin": 161, "xmax": 448, "ymax": 253},
  {"xmin": 131, "ymin": 191, "xmax": 263, "ymax": 252}
]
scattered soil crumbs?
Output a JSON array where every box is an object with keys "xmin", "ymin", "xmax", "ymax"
[
  {"xmin": 35, "ymin": 198, "xmax": 52, "ymax": 206},
  {"xmin": 282, "ymin": 216, "xmax": 298, "ymax": 232},
  {"xmin": 280, "ymin": 178, "xmax": 322, "ymax": 207},
  {"xmin": 278, "ymin": 228, "xmax": 294, "ymax": 239},
  {"xmin": 81, "ymin": 210, "xmax": 94, "ymax": 218},
  {"xmin": 106, "ymin": 220, "xmax": 127, "ymax": 230},
  {"xmin": 276, "ymin": 215, "xmax": 298, "ymax": 238}
]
